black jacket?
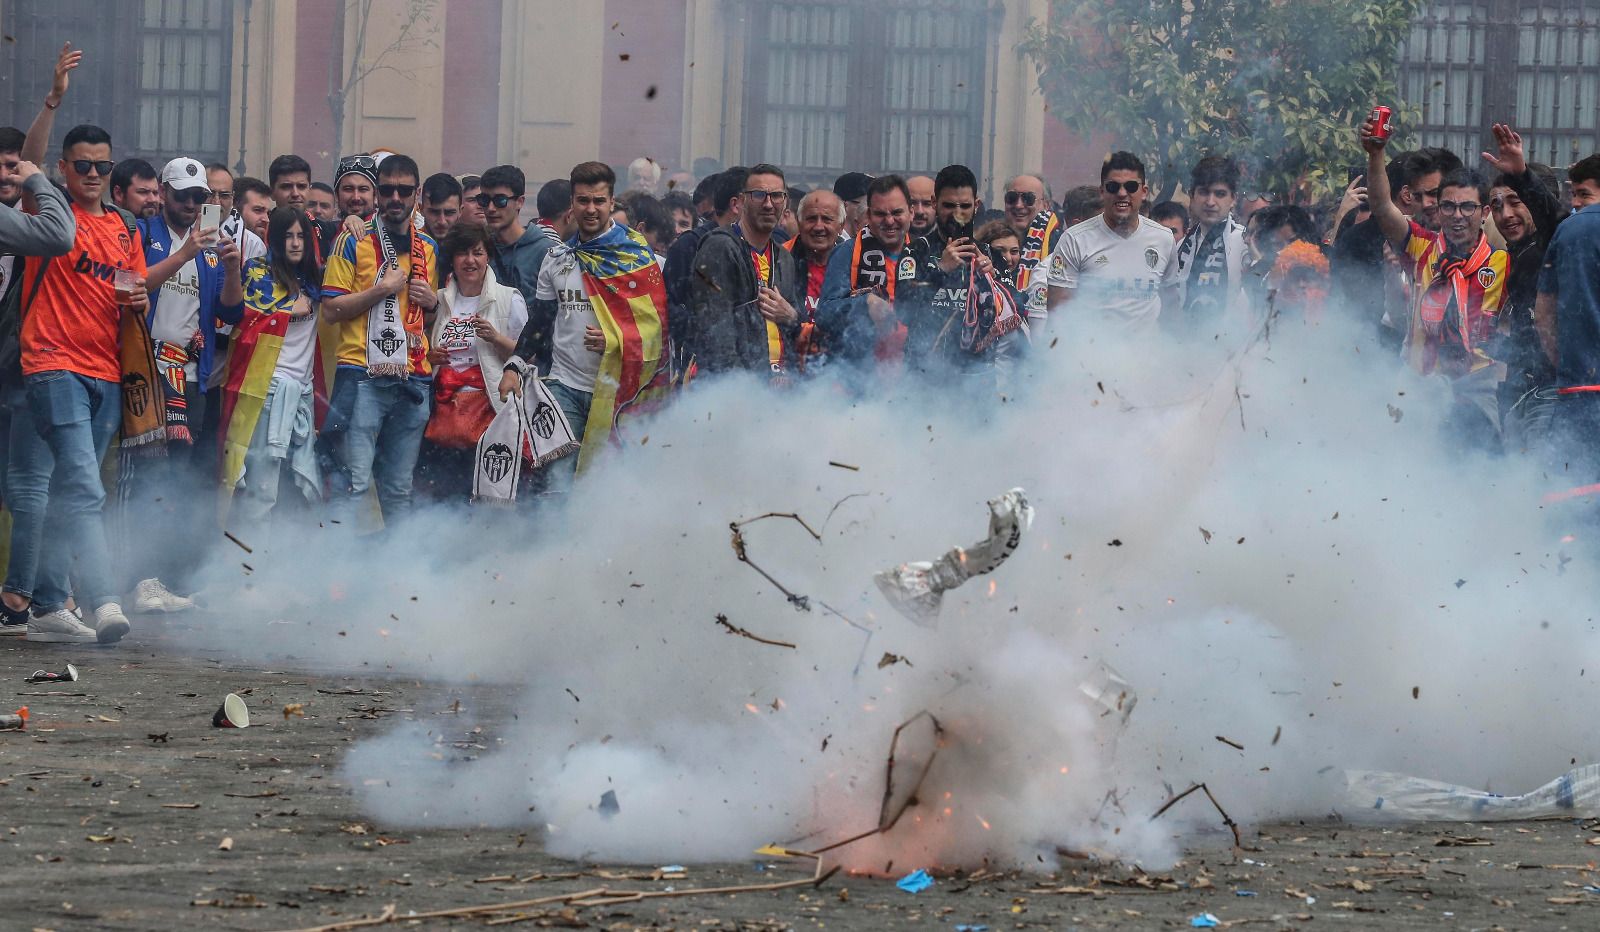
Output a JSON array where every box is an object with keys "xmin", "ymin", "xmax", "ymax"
[
  {"xmin": 1496, "ymin": 168, "xmax": 1565, "ymax": 387},
  {"xmin": 664, "ymin": 216, "xmax": 716, "ymax": 374},
  {"xmin": 688, "ymin": 226, "xmax": 801, "ymax": 375}
]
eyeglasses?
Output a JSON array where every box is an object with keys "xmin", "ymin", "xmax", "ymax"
[
  {"xmin": 208, "ymin": 189, "xmax": 234, "ymax": 204},
  {"xmin": 70, "ymin": 159, "xmax": 115, "ymax": 177},
  {"xmin": 1003, "ymin": 191, "xmax": 1037, "ymax": 208},
  {"xmin": 741, "ymin": 189, "xmax": 788, "ymax": 205},
  {"xmin": 1438, "ymin": 201, "xmax": 1482, "ymax": 216},
  {"xmin": 378, "ymin": 184, "xmax": 416, "ymax": 199},
  {"xmin": 170, "ymin": 187, "xmax": 211, "ymax": 205},
  {"xmin": 472, "ymin": 193, "xmax": 514, "ymax": 209},
  {"xmin": 1103, "ymin": 180, "xmax": 1142, "ymax": 196}
]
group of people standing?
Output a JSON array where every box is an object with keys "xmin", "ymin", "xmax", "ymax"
[{"xmin": 3, "ymin": 43, "xmax": 1600, "ymax": 647}]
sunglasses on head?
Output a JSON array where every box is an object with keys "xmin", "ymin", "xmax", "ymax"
[
  {"xmin": 1103, "ymin": 180, "xmax": 1141, "ymax": 196},
  {"xmin": 377, "ymin": 183, "xmax": 416, "ymax": 199},
  {"xmin": 71, "ymin": 159, "xmax": 115, "ymax": 177},
  {"xmin": 1004, "ymin": 191, "xmax": 1037, "ymax": 207},
  {"xmin": 170, "ymin": 187, "xmax": 211, "ymax": 205},
  {"xmin": 338, "ymin": 155, "xmax": 377, "ymax": 172},
  {"xmin": 471, "ymin": 193, "xmax": 514, "ymax": 209}
]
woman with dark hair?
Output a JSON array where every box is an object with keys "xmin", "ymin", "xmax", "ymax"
[
  {"xmin": 423, "ymin": 221, "xmax": 527, "ymax": 499},
  {"xmin": 218, "ymin": 206, "xmax": 326, "ymax": 534}
]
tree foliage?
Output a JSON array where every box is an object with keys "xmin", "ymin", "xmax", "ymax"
[{"xmin": 1021, "ymin": 0, "xmax": 1427, "ymax": 202}]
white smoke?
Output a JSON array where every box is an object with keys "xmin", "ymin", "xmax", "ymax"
[{"xmin": 192, "ymin": 308, "xmax": 1600, "ymax": 871}]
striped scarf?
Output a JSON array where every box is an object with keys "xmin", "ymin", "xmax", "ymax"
[{"xmin": 1013, "ymin": 210, "xmax": 1060, "ymax": 295}]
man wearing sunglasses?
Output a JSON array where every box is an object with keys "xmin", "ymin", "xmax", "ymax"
[
  {"xmin": 125, "ymin": 157, "xmax": 256, "ymax": 614},
  {"xmin": 689, "ymin": 163, "xmax": 801, "ymax": 376},
  {"xmin": 321, "ymin": 153, "xmax": 439, "ymax": 530},
  {"xmin": 1046, "ymin": 151, "xmax": 1180, "ymax": 335},
  {"xmin": 480, "ymin": 165, "xmax": 558, "ymax": 356},
  {"xmin": 1002, "ymin": 174, "xmax": 1062, "ymax": 325},
  {"xmin": 6, "ymin": 124, "xmax": 146, "ymax": 644},
  {"xmin": 1361, "ymin": 116, "xmax": 1507, "ymax": 449}
]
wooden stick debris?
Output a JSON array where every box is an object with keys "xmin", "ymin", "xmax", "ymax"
[
  {"xmin": 1150, "ymin": 781, "xmax": 1250, "ymax": 851},
  {"xmin": 271, "ymin": 857, "xmax": 836, "ymax": 932},
  {"xmin": 714, "ymin": 613, "xmax": 797, "ymax": 649}
]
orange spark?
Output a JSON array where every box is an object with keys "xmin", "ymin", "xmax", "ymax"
[
  {"xmin": 987, "ymin": 580, "xmax": 997, "ymax": 597},
  {"xmin": 1059, "ymin": 766, "xmax": 1070, "ymax": 775},
  {"xmin": 976, "ymin": 814, "xmax": 992, "ymax": 831},
  {"xmin": 744, "ymin": 704, "xmax": 761, "ymax": 715}
]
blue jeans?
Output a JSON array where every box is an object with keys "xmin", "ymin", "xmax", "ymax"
[
  {"xmin": 544, "ymin": 379, "xmax": 592, "ymax": 493},
  {"xmin": 325, "ymin": 369, "xmax": 430, "ymax": 529},
  {"xmin": 4, "ymin": 371, "xmax": 122, "ymax": 611}
]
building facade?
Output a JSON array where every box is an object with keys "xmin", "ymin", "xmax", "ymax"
[
  {"xmin": 1, "ymin": 0, "xmax": 1049, "ymax": 198},
  {"xmin": 1, "ymin": 0, "xmax": 1595, "ymax": 198}
]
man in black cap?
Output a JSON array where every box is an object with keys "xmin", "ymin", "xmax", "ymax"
[{"xmin": 834, "ymin": 171, "xmax": 874, "ymax": 239}]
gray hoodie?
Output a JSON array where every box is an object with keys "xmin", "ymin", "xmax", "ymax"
[{"xmin": 0, "ymin": 173, "xmax": 75, "ymax": 257}]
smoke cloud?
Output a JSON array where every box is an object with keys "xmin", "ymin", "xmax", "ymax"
[{"xmin": 191, "ymin": 309, "xmax": 1600, "ymax": 871}]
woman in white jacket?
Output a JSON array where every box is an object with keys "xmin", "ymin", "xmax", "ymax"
[{"xmin": 423, "ymin": 223, "xmax": 527, "ymax": 501}]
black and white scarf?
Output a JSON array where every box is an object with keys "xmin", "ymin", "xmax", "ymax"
[{"xmin": 367, "ymin": 221, "xmax": 411, "ymax": 378}]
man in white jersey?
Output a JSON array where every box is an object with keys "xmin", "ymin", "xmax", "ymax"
[{"xmin": 1045, "ymin": 151, "xmax": 1179, "ymax": 334}]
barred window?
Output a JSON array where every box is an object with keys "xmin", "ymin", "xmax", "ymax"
[
  {"xmin": 135, "ymin": 0, "xmax": 234, "ymax": 162},
  {"xmin": 1401, "ymin": 0, "xmax": 1599, "ymax": 168},
  {"xmin": 742, "ymin": 0, "xmax": 993, "ymax": 187},
  {"xmin": 0, "ymin": 0, "xmax": 233, "ymax": 166}
]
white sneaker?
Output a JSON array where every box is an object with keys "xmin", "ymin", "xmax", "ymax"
[
  {"xmin": 27, "ymin": 608, "xmax": 98, "ymax": 643},
  {"xmin": 130, "ymin": 578, "xmax": 195, "ymax": 614},
  {"xmin": 94, "ymin": 603, "xmax": 131, "ymax": 645}
]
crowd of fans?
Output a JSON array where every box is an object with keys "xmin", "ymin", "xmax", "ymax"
[{"xmin": 2, "ymin": 44, "xmax": 1599, "ymax": 647}]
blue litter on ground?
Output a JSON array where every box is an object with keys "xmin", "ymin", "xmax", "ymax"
[
  {"xmin": 897, "ymin": 869, "xmax": 934, "ymax": 893},
  {"xmin": 1235, "ymin": 890, "xmax": 1258, "ymax": 896},
  {"xmin": 1190, "ymin": 914, "xmax": 1221, "ymax": 928},
  {"xmin": 955, "ymin": 925, "xmax": 989, "ymax": 931}
]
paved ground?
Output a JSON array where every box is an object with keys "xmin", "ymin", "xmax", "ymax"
[{"xmin": 4, "ymin": 618, "xmax": 1600, "ymax": 931}]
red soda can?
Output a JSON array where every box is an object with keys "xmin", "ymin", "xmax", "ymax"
[{"xmin": 1368, "ymin": 105, "xmax": 1393, "ymax": 141}]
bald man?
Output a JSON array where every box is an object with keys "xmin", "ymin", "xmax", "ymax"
[
  {"xmin": 907, "ymin": 175, "xmax": 936, "ymax": 240},
  {"xmin": 1003, "ymin": 173, "xmax": 1062, "ymax": 325}
]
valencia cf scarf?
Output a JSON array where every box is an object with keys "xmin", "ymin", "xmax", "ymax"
[
  {"xmin": 472, "ymin": 379, "xmax": 579, "ymax": 504},
  {"xmin": 847, "ymin": 228, "xmax": 912, "ymax": 360}
]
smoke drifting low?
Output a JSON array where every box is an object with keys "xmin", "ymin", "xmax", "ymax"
[{"xmin": 198, "ymin": 311, "xmax": 1600, "ymax": 870}]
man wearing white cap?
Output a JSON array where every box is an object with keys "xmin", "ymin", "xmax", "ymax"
[{"xmin": 124, "ymin": 156, "xmax": 262, "ymax": 613}]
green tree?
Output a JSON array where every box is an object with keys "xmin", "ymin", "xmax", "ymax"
[{"xmin": 1021, "ymin": 0, "xmax": 1426, "ymax": 204}]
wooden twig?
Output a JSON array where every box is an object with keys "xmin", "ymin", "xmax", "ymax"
[
  {"xmin": 1149, "ymin": 781, "xmax": 1249, "ymax": 851},
  {"xmin": 271, "ymin": 856, "xmax": 836, "ymax": 932},
  {"xmin": 813, "ymin": 711, "xmax": 944, "ymax": 854},
  {"xmin": 714, "ymin": 613, "xmax": 797, "ymax": 649},
  {"xmin": 728, "ymin": 514, "xmax": 822, "ymax": 610},
  {"xmin": 223, "ymin": 530, "xmax": 254, "ymax": 554}
]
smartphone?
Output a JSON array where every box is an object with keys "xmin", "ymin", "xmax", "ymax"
[
  {"xmin": 200, "ymin": 203, "xmax": 222, "ymax": 232},
  {"xmin": 940, "ymin": 216, "xmax": 975, "ymax": 243}
]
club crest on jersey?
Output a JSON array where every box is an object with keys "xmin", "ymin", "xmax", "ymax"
[
  {"xmin": 1477, "ymin": 267, "xmax": 1496, "ymax": 289},
  {"xmin": 1144, "ymin": 247, "xmax": 1160, "ymax": 270},
  {"xmin": 898, "ymin": 256, "xmax": 917, "ymax": 280},
  {"xmin": 204, "ymin": 252, "xmax": 219, "ymax": 269}
]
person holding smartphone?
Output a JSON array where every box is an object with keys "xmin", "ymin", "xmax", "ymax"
[{"xmin": 126, "ymin": 156, "xmax": 259, "ymax": 614}]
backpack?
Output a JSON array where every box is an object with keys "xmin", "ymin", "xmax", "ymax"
[{"xmin": 0, "ymin": 203, "xmax": 137, "ymax": 387}]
